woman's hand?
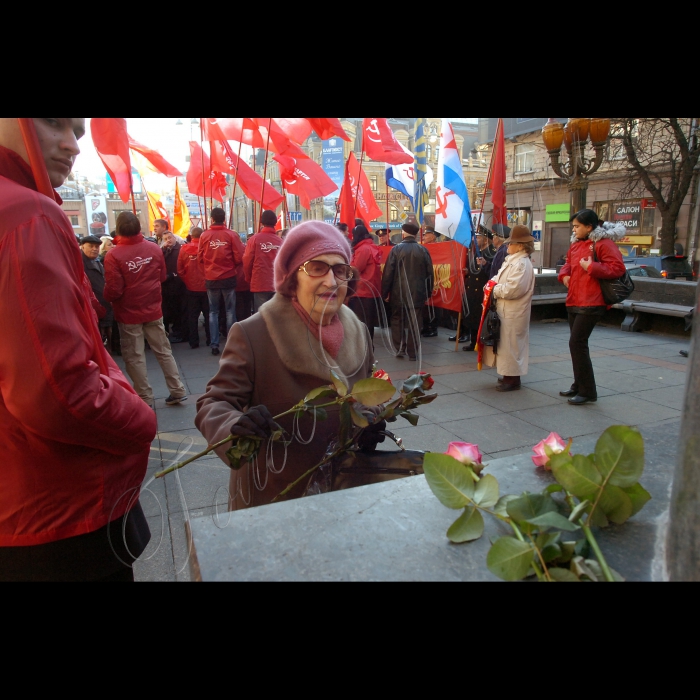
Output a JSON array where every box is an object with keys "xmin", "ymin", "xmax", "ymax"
[
  {"xmin": 562, "ymin": 276, "xmax": 571, "ymax": 288},
  {"xmin": 230, "ymin": 405, "xmax": 277, "ymax": 439},
  {"xmin": 580, "ymin": 257, "xmax": 592, "ymax": 272}
]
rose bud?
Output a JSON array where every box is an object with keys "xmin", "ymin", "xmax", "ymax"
[
  {"xmin": 418, "ymin": 371, "xmax": 435, "ymax": 391},
  {"xmin": 446, "ymin": 442, "xmax": 484, "ymax": 475},
  {"xmin": 373, "ymin": 369, "xmax": 392, "ymax": 383},
  {"xmin": 531, "ymin": 432, "xmax": 568, "ymax": 470}
]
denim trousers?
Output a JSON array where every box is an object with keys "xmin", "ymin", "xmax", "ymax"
[{"xmin": 207, "ymin": 288, "xmax": 236, "ymax": 347}]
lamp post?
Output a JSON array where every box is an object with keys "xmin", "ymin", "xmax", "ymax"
[{"xmin": 542, "ymin": 118, "xmax": 611, "ymax": 215}]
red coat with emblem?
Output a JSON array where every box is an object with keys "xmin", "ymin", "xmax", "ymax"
[
  {"xmin": 558, "ymin": 236, "xmax": 626, "ymax": 308},
  {"xmin": 243, "ymin": 227, "xmax": 282, "ymax": 293},
  {"xmin": 198, "ymin": 224, "xmax": 245, "ymax": 282},
  {"xmin": 104, "ymin": 234, "xmax": 167, "ymax": 323},
  {"xmin": 177, "ymin": 239, "xmax": 207, "ymax": 292},
  {"xmin": 350, "ymin": 238, "xmax": 382, "ymax": 298},
  {"xmin": 0, "ymin": 146, "xmax": 157, "ymax": 547}
]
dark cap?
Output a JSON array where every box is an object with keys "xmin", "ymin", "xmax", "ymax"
[
  {"xmin": 81, "ymin": 235, "xmax": 102, "ymax": 245},
  {"xmin": 492, "ymin": 224, "xmax": 511, "ymax": 238},
  {"xmin": 402, "ymin": 222, "xmax": 420, "ymax": 236}
]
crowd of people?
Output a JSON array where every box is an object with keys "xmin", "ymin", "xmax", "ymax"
[{"xmin": 0, "ymin": 117, "xmax": 630, "ymax": 582}]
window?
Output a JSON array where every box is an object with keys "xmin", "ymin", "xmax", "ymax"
[
  {"xmin": 514, "ymin": 143, "xmax": 535, "ymax": 173},
  {"xmin": 370, "ymin": 175, "xmax": 378, "ymax": 191},
  {"xmin": 70, "ymin": 216, "xmax": 79, "ymax": 227},
  {"xmin": 608, "ymin": 120, "xmax": 638, "ymax": 161},
  {"xmin": 390, "ymin": 208, "xmax": 398, "ymax": 222}
]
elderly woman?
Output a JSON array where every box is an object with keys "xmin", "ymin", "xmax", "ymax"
[
  {"xmin": 195, "ymin": 221, "xmax": 379, "ymax": 509},
  {"xmin": 483, "ymin": 225, "xmax": 536, "ymax": 392}
]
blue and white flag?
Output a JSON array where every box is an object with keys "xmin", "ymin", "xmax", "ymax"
[
  {"xmin": 385, "ymin": 143, "xmax": 433, "ymax": 207},
  {"xmin": 435, "ymin": 119, "xmax": 472, "ymax": 247}
]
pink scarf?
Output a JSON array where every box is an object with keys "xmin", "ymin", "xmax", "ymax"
[{"xmin": 291, "ymin": 299, "xmax": 345, "ymax": 359}]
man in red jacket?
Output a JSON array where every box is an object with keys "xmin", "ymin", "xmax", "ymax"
[
  {"xmin": 198, "ymin": 207, "xmax": 245, "ymax": 355},
  {"xmin": 104, "ymin": 212, "xmax": 187, "ymax": 407},
  {"xmin": 177, "ymin": 226, "xmax": 211, "ymax": 349},
  {"xmin": 244, "ymin": 210, "xmax": 282, "ymax": 312},
  {"xmin": 0, "ymin": 117, "xmax": 157, "ymax": 581}
]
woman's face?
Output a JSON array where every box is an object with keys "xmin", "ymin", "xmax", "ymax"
[
  {"xmin": 295, "ymin": 253, "xmax": 349, "ymax": 326},
  {"xmin": 572, "ymin": 219, "xmax": 594, "ymax": 240},
  {"xmin": 507, "ymin": 242, "xmax": 523, "ymax": 255}
]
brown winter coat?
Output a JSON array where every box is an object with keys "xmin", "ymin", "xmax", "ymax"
[{"xmin": 195, "ymin": 294, "xmax": 374, "ymax": 509}]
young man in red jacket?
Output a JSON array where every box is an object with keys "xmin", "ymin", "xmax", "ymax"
[
  {"xmin": 104, "ymin": 212, "xmax": 187, "ymax": 407},
  {"xmin": 243, "ymin": 209, "xmax": 282, "ymax": 312},
  {"xmin": 198, "ymin": 207, "xmax": 245, "ymax": 355},
  {"xmin": 0, "ymin": 117, "xmax": 157, "ymax": 581},
  {"xmin": 177, "ymin": 226, "xmax": 211, "ymax": 349}
]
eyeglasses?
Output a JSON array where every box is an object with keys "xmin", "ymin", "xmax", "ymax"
[{"xmin": 299, "ymin": 260, "xmax": 354, "ymax": 281}]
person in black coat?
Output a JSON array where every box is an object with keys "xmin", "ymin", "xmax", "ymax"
[
  {"xmin": 382, "ymin": 223, "xmax": 434, "ymax": 360},
  {"xmin": 80, "ymin": 234, "xmax": 114, "ymax": 350},
  {"xmin": 161, "ymin": 232, "xmax": 188, "ymax": 343},
  {"xmin": 489, "ymin": 223, "xmax": 512, "ymax": 277}
]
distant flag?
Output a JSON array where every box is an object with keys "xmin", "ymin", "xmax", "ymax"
[
  {"xmin": 90, "ymin": 118, "xmax": 132, "ymax": 204},
  {"xmin": 489, "ymin": 118, "xmax": 507, "ymax": 227},
  {"xmin": 173, "ymin": 179, "xmax": 191, "ymax": 239},
  {"xmin": 362, "ymin": 118, "xmax": 414, "ymax": 165},
  {"xmin": 339, "ymin": 152, "xmax": 383, "ymax": 232},
  {"xmin": 386, "ymin": 143, "xmax": 433, "ymax": 208},
  {"xmin": 414, "ymin": 118, "xmax": 430, "ymax": 225},
  {"xmin": 146, "ymin": 190, "xmax": 170, "ymax": 234},
  {"xmin": 434, "ymin": 119, "xmax": 473, "ymax": 247},
  {"xmin": 274, "ymin": 154, "xmax": 338, "ymax": 210},
  {"xmin": 305, "ymin": 118, "xmax": 350, "ymax": 141},
  {"xmin": 128, "ymin": 136, "xmax": 182, "ymax": 177}
]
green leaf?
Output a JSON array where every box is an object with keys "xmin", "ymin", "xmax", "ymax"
[
  {"xmin": 595, "ymin": 425, "xmax": 645, "ymax": 489},
  {"xmin": 623, "ymin": 483, "xmax": 652, "ymax": 517},
  {"xmin": 506, "ymin": 493, "xmax": 558, "ymax": 523},
  {"xmin": 474, "ymin": 474, "xmax": 499, "ymax": 509},
  {"xmin": 549, "ymin": 568, "xmax": 581, "ymax": 582},
  {"xmin": 338, "ymin": 401, "xmax": 353, "ymax": 447},
  {"xmin": 552, "ymin": 453, "xmax": 602, "ymax": 500},
  {"xmin": 350, "ymin": 378, "xmax": 397, "ymax": 407},
  {"xmin": 568, "ymin": 499, "xmax": 590, "ymax": 524},
  {"xmin": 414, "ymin": 393, "xmax": 439, "ymax": 406},
  {"xmin": 544, "ymin": 484, "xmax": 564, "ymax": 494},
  {"xmin": 574, "ymin": 539, "xmax": 591, "ymax": 559},
  {"xmin": 423, "ymin": 453, "xmax": 476, "ymax": 509},
  {"xmin": 494, "ymin": 495, "xmax": 520, "ymax": 518},
  {"xmin": 400, "ymin": 411, "xmax": 419, "ymax": 427},
  {"xmin": 559, "ymin": 542, "xmax": 577, "ymax": 564},
  {"xmin": 311, "ymin": 407, "xmax": 328, "ymax": 421},
  {"xmin": 571, "ymin": 556, "xmax": 599, "ymax": 582},
  {"xmin": 446, "ymin": 507, "xmax": 484, "ymax": 543},
  {"xmin": 330, "ymin": 371, "xmax": 348, "ymax": 397},
  {"xmin": 349, "ymin": 404, "xmax": 369, "ymax": 428},
  {"xmin": 542, "ymin": 544, "xmax": 563, "ymax": 564},
  {"xmin": 536, "ymin": 532, "xmax": 561, "ymax": 551},
  {"xmin": 225, "ymin": 449, "xmax": 242, "ymax": 470},
  {"xmin": 583, "ymin": 560, "xmax": 625, "ymax": 583},
  {"xmin": 487, "ymin": 538, "xmax": 535, "ymax": 582},
  {"xmin": 400, "ymin": 374, "xmax": 424, "ymax": 394},
  {"xmin": 597, "ymin": 484, "xmax": 633, "ymax": 525},
  {"xmin": 526, "ymin": 511, "xmax": 580, "ymax": 532},
  {"xmin": 304, "ymin": 386, "xmax": 337, "ymax": 402}
]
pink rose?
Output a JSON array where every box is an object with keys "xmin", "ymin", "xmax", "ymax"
[
  {"xmin": 532, "ymin": 432, "xmax": 568, "ymax": 470},
  {"xmin": 373, "ymin": 369, "xmax": 392, "ymax": 383},
  {"xmin": 446, "ymin": 442, "xmax": 484, "ymax": 474}
]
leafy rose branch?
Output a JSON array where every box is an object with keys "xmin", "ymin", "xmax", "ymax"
[{"xmin": 424, "ymin": 426, "xmax": 650, "ymax": 583}]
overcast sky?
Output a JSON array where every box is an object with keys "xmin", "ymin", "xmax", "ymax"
[{"xmin": 75, "ymin": 118, "xmax": 479, "ymax": 192}]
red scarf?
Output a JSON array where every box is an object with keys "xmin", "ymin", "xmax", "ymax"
[{"xmin": 291, "ymin": 298, "xmax": 345, "ymax": 359}]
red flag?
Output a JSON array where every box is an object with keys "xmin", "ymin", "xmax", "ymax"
[
  {"xmin": 305, "ymin": 118, "xmax": 350, "ymax": 141},
  {"xmin": 252, "ymin": 118, "xmax": 309, "ymax": 159},
  {"xmin": 187, "ymin": 141, "xmax": 227, "ymax": 202},
  {"xmin": 362, "ymin": 118, "xmax": 413, "ymax": 165},
  {"xmin": 271, "ymin": 118, "xmax": 313, "ymax": 145},
  {"xmin": 339, "ymin": 152, "xmax": 383, "ymax": 231},
  {"xmin": 275, "ymin": 210, "xmax": 284, "ymax": 231},
  {"xmin": 210, "ymin": 141, "xmax": 284, "ymax": 211},
  {"xmin": 274, "ymin": 154, "xmax": 338, "ymax": 210},
  {"xmin": 128, "ymin": 136, "xmax": 182, "ymax": 177},
  {"xmin": 489, "ymin": 118, "xmax": 507, "ymax": 227},
  {"xmin": 90, "ymin": 118, "xmax": 132, "ymax": 203},
  {"xmin": 201, "ymin": 118, "xmax": 265, "ymax": 148}
]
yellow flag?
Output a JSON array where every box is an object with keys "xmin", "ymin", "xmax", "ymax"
[
  {"xmin": 146, "ymin": 190, "xmax": 170, "ymax": 234},
  {"xmin": 173, "ymin": 179, "xmax": 191, "ymax": 239}
]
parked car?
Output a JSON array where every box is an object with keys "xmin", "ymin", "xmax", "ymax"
[
  {"xmin": 623, "ymin": 255, "xmax": 695, "ymax": 281},
  {"xmin": 625, "ymin": 264, "xmax": 664, "ymax": 279}
]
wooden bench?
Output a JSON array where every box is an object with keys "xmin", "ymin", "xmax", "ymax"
[{"xmin": 613, "ymin": 300, "xmax": 694, "ymax": 332}]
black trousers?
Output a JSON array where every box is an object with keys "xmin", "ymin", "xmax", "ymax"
[
  {"xmin": 567, "ymin": 312, "xmax": 602, "ymax": 398},
  {"xmin": 349, "ymin": 296, "xmax": 378, "ymax": 342},
  {"xmin": 391, "ymin": 304, "xmax": 423, "ymax": 358},
  {"xmin": 186, "ymin": 290, "xmax": 210, "ymax": 347},
  {"xmin": 237, "ymin": 290, "xmax": 254, "ymax": 321},
  {"xmin": 163, "ymin": 291, "xmax": 187, "ymax": 340}
]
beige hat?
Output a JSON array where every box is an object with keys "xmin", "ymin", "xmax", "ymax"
[{"xmin": 510, "ymin": 225, "xmax": 534, "ymax": 243}]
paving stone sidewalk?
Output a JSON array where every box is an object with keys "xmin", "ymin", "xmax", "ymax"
[{"xmin": 116, "ymin": 318, "xmax": 691, "ymax": 581}]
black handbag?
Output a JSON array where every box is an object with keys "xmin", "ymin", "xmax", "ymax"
[
  {"xmin": 593, "ymin": 242, "xmax": 634, "ymax": 305},
  {"xmin": 479, "ymin": 296, "xmax": 501, "ymax": 353}
]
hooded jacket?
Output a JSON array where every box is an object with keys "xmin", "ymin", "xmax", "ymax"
[
  {"xmin": 558, "ymin": 223, "xmax": 627, "ymax": 308},
  {"xmin": 351, "ymin": 237, "xmax": 382, "ymax": 299},
  {"xmin": 178, "ymin": 239, "xmax": 207, "ymax": 292},
  {"xmin": 243, "ymin": 227, "xmax": 281, "ymax": 293},
  {"xmin": 0, "ymin": 146, "xmax": 156, "ymax": 546},
  {"xmin": 104, "ymin": 234, "xmax": 167, "ymax": 324}
]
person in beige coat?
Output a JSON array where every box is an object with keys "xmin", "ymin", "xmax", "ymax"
[
  {"xmin": 483, "ymin": 225, "xmax": 536, "ymax": 392},
  {"xmin": 195, "ymin": 222, "xmax": 378, "ymax": 510}
]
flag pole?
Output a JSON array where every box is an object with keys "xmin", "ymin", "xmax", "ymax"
[
  {"xmin": 228, "ymin": 139, "xmax": 244, "ymax": 229},
  {"xmin": 385, "ymin": 167, "xmax": 391, "ymax": 242},
  {"xmin": 199, "ymin": 119, "xmax": 208, "ymax": 230},
  {"xmin": 354, "ymin": 131, "xmax": 365, "ymax": 222},
  {"xmin": 258, "ymin": 118, "xmax": 273, "ymax": 231},
  {"xmin": 454, "ymin": 313, "xmax": 463, "ymax": 352}
]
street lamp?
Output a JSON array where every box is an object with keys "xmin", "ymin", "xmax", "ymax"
[{"xmin": 542, "ymin": 117, "xmax": 611, "ymax": 214}]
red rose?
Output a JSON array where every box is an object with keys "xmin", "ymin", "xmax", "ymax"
[{"xmin": 419, "ymin": 372, "xmax": 435, "ymax": 390}]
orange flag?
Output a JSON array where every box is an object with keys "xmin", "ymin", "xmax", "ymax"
[
  {"xmin": 146, "ymin": 190, "xmax": 169, "ymax": 233},
  {"xmin": 173, "ymin": 179, "xmax": 191, "ymax": 239}
]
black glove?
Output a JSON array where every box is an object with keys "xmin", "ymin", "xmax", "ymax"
[
  {"xmin": 230, "ymin": 405, "xmax": 277, "ymax": 439},
  {"xmin": 358, "ymin": 419, "xmax": 387, "ymax": 453}
]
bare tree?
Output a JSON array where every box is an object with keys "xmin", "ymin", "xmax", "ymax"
[{"xmin": 611, "ymin": 118, "xmax": 699, "ymax": 256}]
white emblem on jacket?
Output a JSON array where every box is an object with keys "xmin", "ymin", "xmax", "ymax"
[{"xmin": 126, "ymin": 256, "xmax": 153, "ymax": 273}]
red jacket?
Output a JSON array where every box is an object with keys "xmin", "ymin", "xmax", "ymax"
[
  {"xmin": 198, "ymin": 224, "xmax": 245, "ymax": 282},
  {"xmin": 243, "ymin": 228, "xmax": 281, "ymax": 293},
  {"xmin": 0, "ymin": 148, "xmax": 156, "ymax": 547},
  {"xmin": 178, "ymin": 239, "xmax": 207, "ymax": 292},
  {"xmin": 558, "ymin": 236, "xmax": 626, "ymax": 308},
  {"xmin": 351, "ymin": 238, "xmax": 382, "ymax": 298},
  {"xmin": 104, "ymin": 234, "xmax": 167, "ymax": 324}
]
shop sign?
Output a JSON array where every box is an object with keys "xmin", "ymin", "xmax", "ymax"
[
  {"xmin": 613, "ymin": 202, "xmax": 641, "ymax": 230},
  {"xmin": 618, "ymin": 236, "xmax": 653, "ymax": 245},
  {"xmin": 546, "ymin": 203, "xmax": 570, "ymax": 222},
  {"xmin": 641, "ymin": 198, "xmax": 657, "ymax": 209}
]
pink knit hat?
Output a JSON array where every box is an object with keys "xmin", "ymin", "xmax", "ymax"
[{"xmin": 274, "ymin": 221, "xmax": 352, "ymax": 294}]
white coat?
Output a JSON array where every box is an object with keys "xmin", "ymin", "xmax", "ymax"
[{"xmin": 483, "ymin": 250, "xmax": 535, "ymax": 377}]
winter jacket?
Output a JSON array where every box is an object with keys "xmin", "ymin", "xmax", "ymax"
[
  {"xmin": 198, "ymin": 224, "xmax": 245, "ymax": 283},
  {"xmin": 195, "ymin": 294, "xmax": 373, "ymax": 510},
  {"xmin": 351, "ymin": 238, "xmax": 382, "ymax": 299},
  {"xmin": 243, "ymin": 227, "xmax": 281, "ymax": 293},
  {"xmin": 177, "ymin": 239, "xmax": 207, "ymax": 293},
  {"xmin": 558, "ymin": 224, "xmax": 627, "ymax": 309},
  {"xmin": 161, "ymin": 240, "xmax": 186, "ymax": 297},
  {"xmin": 81, "ymin": 252, "xmax": 113, "ymax": 325},
  {"xmin": 103, "ymin": 234, "xmax": 167, "ymax": 324},
  {"xmin": 0, "ymin": 146, "xmax": 156, "ymax": 547},
  {"xmin": 490, "ymin": 243, "xmax": 509, "ymax": 277},
  {"xmin": 381, "ymin": 236, "xmax": 434, "ymax": 307}
]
